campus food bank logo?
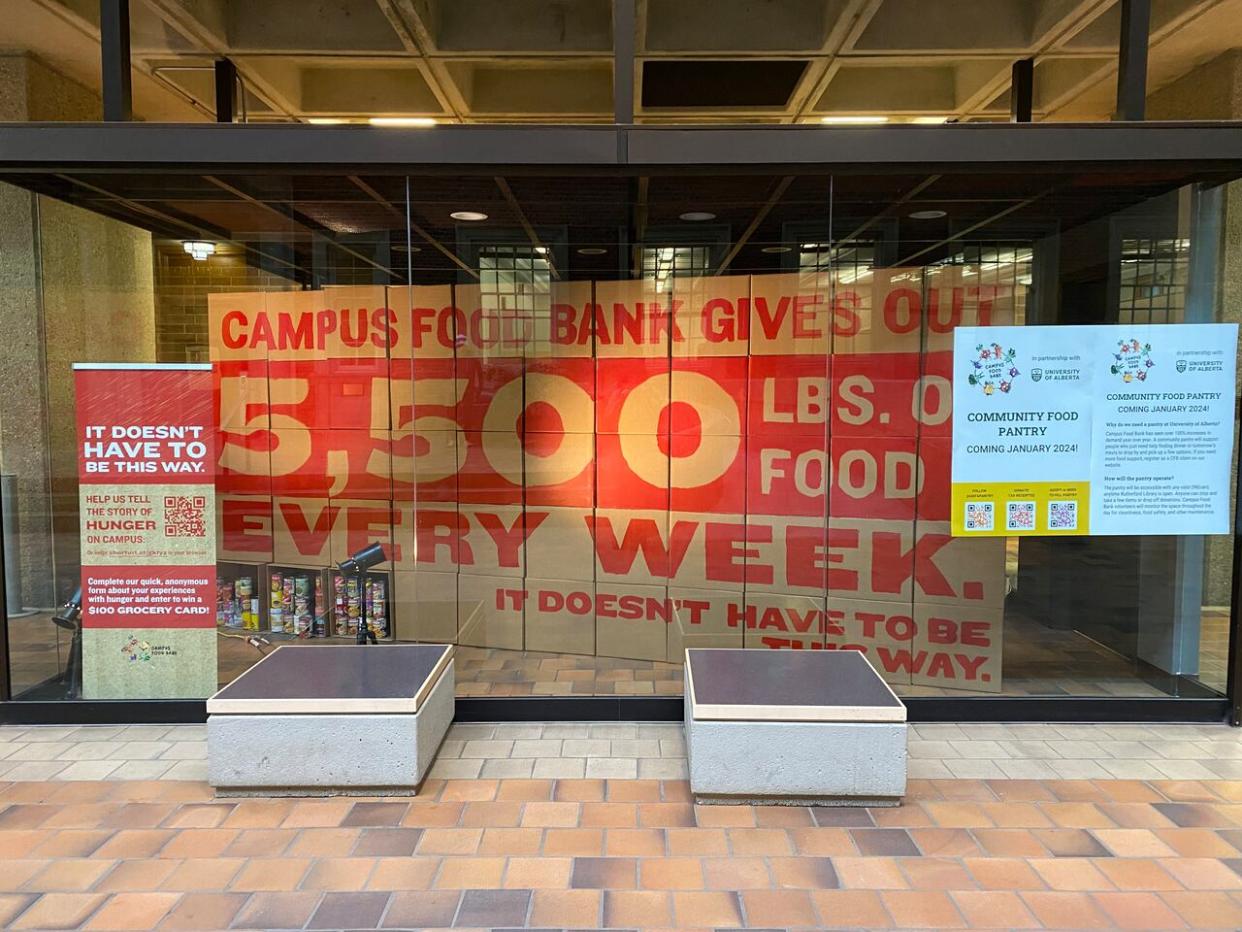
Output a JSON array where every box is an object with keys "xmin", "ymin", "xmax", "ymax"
[
  {"xmin": 965, "ymin": 342, "xmax": 1019, "ymax": 395},
  {"xmin": 1110, "ymin": 338, "xmax": 1154, "ymax": 383},
  {"xmin": 120, "ymin": 636, "xmax": 152, "ymax": 663},
  {"xmin": 119, "ymin": 635, "xmax": 180, "ymax": 664}
]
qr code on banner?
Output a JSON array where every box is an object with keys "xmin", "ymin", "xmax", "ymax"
[
  {"xmin": 1049, "ymin": 500, "xmax": 1078, "ymax": 531},
  {"xmin": 1006, "ymin": 501, "xmax": 1036, "ymax": 531},
  {"xmin": 964, "ymin": 501, "xmax": 994, "ymax": 532},
  {"xmin": 164, "ymin": 495, "xmax": 207, "ymax": 538}
]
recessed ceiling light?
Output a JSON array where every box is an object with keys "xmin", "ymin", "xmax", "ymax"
[
  {"xmin": 370, "ymin": 117, "xmax": 437, "ymax": 127},
  {"xmin": 909, "ymin": 209, "xmax": 948, "ymax": 220},
  {"xmin": 450, "ymin": 211, "xmax": 488, "ymax": 222},
  {"xmin": 577, "ymin": 247, "xmax": 607, "ymax": 255},
  {"xmin": 306, "ymin": 118, "xmax": 348, "ymax": 125},
  {"xmin": 761, "ymin": 245, "xmax": 792, "ymax": 254},
  {"xmin": 821, "ymin": 115, "xmax": 889, "ymax": 124},
  {"xmin": 679, "ymin": 211, "xmax": 716, "ymax": 221}
]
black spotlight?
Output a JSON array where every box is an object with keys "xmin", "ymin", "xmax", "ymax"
[
  {"xmin": 337, "ymin": 543, "xmax": 386, "ymax": 644},
  {"xmin": 51, "ymin": 587, "xmax": 83, "ymax": 699}
]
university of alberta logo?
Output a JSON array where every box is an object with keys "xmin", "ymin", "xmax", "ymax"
[
  {"xmin": 121, "ymin": 636, "xmax": 152, "ymax": 663},
  {"xmin": 1110, "ymin": 338, "xmax": 1154, "ymax": 382},
  {"xmin": 966, "ymin": 342, "xmax": 1019, "ymax": 395}
]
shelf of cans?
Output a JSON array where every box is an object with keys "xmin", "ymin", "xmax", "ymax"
[{"xmin": 216, "ymin": 562, "xmax": 391, "ymax": 640}]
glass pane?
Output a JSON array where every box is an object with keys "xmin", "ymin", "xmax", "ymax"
[{"xmin": 0, "ymin": 165, "xmax": 1237, "ymax": 704}]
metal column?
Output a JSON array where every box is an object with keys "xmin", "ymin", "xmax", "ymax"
[
  {"xmin": 214, "ymin": 59, "xmax": 237, "ymax": 124},
  {"xmin": 0, "ymin": 477, "xmax": 9, "ymax": 702},
  {"xmin": 1011, "ymin": 59, "xmax": 1034, "ymax": 123},
  {"xmin": 99, "ymin": 0, "xmax": 132, "ymax": 122},
  {"xmin": 1115, "ymin": 0, "xmax": 1151, "ymax": 121},
  {"xmin": 613, "ymin": 0, "xmax": 635, "ymax": 125}
]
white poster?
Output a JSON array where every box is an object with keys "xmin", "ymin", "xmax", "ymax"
[{"xmin": 951, "ymin": 323, "xmax": 1237, "ymax": 537}]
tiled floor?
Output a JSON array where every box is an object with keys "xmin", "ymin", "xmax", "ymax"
[
  {"xmin": 3, "ymin": 775, "xmax": 1242, "ymax": 929},
  {"xmin": 3, "ymin": 721, "xmax": 1242, "ymax": 786},
  {"xmin": 162, "ymin": 610, "xmax": 1242, "ymax": 699},
  {"xmin": 0, "ymin": 726, "xmax": 210, "ymax": 784}
]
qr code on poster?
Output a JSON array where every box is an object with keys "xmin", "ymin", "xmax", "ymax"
[
  {"xmin": 964, "ymin": 501, "xmax": 994, "ymax": 531},
  {"xmin": 164, "ymin": 495, "xmax": 207, "ymax": 538},
  {"xmin": 1006, "ymin": 501, "xmax": 1036, "ymax": 531},
  {"xmin": 1048, "ymin": 500, "xmax": 1078, "ymax": 531}
]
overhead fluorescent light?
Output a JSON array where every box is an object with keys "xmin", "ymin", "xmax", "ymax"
[
  {"xmin": 760, "ymin": 245, "xmax": 792, "ymax": 254},
  {"xmin": 577, "ymin": 247, "xmax": 607, "ymax": 256},
  {"xmin": 837, "ymin": 267, "xmax": 872, "ymax": 285},
  {"xmin": 679, "ymin": 211, "xmax": 716, "ymax": 221},
  {"xmin": 909, "ymin": 209, "xmax": 948, "ymax": 220},
  {"xmin": 450, "ymin": 211, "xmax": 488, "ymax": 222},
  {"xmin": 306, "ymin": 118, "xmax": 348, "ymax": 125},
  {"xmin": 820, "ymin": 115, "xmax": 889, "ymax": 125},
  {"xmin": 370, "ymin": 117, "xmax": 437, "ymax": 127},
  {"xmin": 910, "ymin": 116, "xmax": 950, "ymax": 124}
]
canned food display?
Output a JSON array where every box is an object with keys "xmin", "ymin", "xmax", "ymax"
[
  {"xmin": 269, "ymin": 571, "xmax": 285, "ymax": 633},
  {"xmin": 216, "ymin": 578, "xmax": 239, "ymax": 627},
  {"xmin": 234, "ymin": 577, "xmax": 259, "ymax": 630},
  {"xmin": 214, "ymin": 567, "xmax": 391, "ymax": 639},
  {"xmin": 313, "ymin": 575, "xmax": 329, "ymax": 638},
  {"xmin": 332, "ymin": 572, "xmax": 390, "ymax": 639}
]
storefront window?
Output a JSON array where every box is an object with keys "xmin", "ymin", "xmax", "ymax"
[{"xmin": 0, "ymin": 166, "xmax": 1237, "ymax": 705}]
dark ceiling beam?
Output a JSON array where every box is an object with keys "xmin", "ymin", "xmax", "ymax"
[
  {"xmin": 348, "ymin": 176, "xmax": 480, "ymax": 280},
  {"xmin": 495, "ymin": 176, "xmax": 560, "ymax": 280},
  {"xmin": 3, "ymin": 124, "xmax": 1242, "ymax": 168},
  {"xmin": 99, "ymin": 0, "xmax": 132, "ymax": 121},
  {"xmin": 715, "ymin": 175, "xmax": 794, "ymax": 275},
  {"xmin": 203, "ymin": 175, "xmax": 402, "ymax": 281}
]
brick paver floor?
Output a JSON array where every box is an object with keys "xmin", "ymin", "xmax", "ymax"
[{"xmin": 3, "ymin": 775, "xmax": 1242, "ymax": 929}]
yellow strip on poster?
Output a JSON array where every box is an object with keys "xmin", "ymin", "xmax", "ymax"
[{"xmin": 951, "ymin": 481, "xmax": 1089, "ymax": 536}]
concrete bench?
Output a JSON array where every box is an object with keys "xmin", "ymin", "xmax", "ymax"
[
  {"xmin": 207, "ymin": 644, "xmax": 454, "ymax": 796},
  {"xmin": 684, "ymin": 648, "xmax": 906, "ymax": 806}
]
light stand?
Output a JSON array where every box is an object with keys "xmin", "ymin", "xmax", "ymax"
[
  {"xmin": 51, "ymin": 587, "xmax": 83, "ymax": 699},
  {"xmin": 337, "ymin": 543, "xmax": 386, "ymax": 645}
]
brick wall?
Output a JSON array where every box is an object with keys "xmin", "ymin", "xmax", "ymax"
[{"xmin": 154, "ymin": 243, "xmax": 299, "ymax": 363}]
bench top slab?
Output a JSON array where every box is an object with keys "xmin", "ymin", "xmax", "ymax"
[
  {"xmin": 207, "ymin": 644, "xmax": 454, "ymax": 715},
  {"xmin": 686, "ymin": 649, "xmax": 905, "ymax": 723}
]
